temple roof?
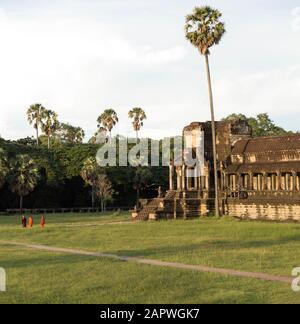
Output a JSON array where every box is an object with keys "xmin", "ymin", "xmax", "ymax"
[
  {"xmin": 226, "ymin": 161, "xmax": 300, "ymax": 174},
  {"xmin": 232, "ymin": 134, "xmax": 300, "ymax": 154}
]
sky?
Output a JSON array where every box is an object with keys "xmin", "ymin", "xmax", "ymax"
[{"xmin": 0, "ymin": 0, "xmax": 299, "ymax": 141}]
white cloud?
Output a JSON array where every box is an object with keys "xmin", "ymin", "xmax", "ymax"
[
  {"xmin": 0, "ymin": 10, "xmax": 186, "ymax": 140},
  {"xmin": 291, "ymin": 7, "xmax": 300, "ymax": 32},
  {"xmin": 0, "ymin": 1, "xmax": 299, "ymax": 141},
  {"xmin": 214, "ymin": 66, "xmax": 300, "ymax": 119}
]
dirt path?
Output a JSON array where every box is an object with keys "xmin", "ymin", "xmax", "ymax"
[
  {"xmin": 62, "ymin": 221, "xmax": 135, "ymax": 228},
  {"xmin": 0, "ymin": 240, "xmax": 292, "ymax": 284}
]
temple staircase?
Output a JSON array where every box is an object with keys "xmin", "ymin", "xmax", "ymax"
[{"xmin": 135, "ymin": 199, "xmax": 161, "ymax": 221}]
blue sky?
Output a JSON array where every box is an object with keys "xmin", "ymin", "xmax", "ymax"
[{"xmin": 0, "ymin": 0, "xmax": 299, "ymax": 140}]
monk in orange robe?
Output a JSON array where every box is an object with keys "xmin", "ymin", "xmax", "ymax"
[
  {"xmin": 28, "ymin": 215, "xmax": 34, "ymax": 228},
  {"xmin": 40, "ymin": 215, "xmax": 45, "ymax": 228}
]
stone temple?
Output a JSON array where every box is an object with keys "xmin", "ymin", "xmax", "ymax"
[{"xmin": 132, "ymin": 120, "xmax": 300, "ymax": 222}]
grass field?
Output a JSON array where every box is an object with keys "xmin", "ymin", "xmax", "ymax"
[{"xmin": 0, "ymin": 212, "xmax": 300, "ymax": 304}]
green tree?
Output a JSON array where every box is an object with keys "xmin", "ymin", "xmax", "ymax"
[
  {"xmin": 128, "ymin": 107, "xmax": 147, "ymax": 140},
  {"xmin": 222, "ymin": 114, "xmax": 248, "ymax": 122},
  {"xmin": 223, "ymin": 113, "xmax": 288, "ymax": 137},
  {"xmin": 0, "ymin": 149, "xmax": 8, "ymax": 188},
  {"xmin": 97, "ymin": 109, "xmax": 119, "ymax": 141},
  {"xmin": 58, "ymin": 123, "xmax": 85, "ymax": 144},
  {"xmin": 80, "ymin": 157, "xmax": 100, "ymax": 208},
  {"xmin": 15, "ymin": 137, "xmax": 36, "ymax": 146},
  {"xmin": 41, "ymin": 110, "xmax": 59, "ymax": 149},
  {"xmin": 133, "ymin": 167, "xmax": 153, "ymax": 209},
  {"xmin": 27, "ymin": 104, "xmax": 46, "ymax": 147},
  {"xmin": 185, "ymin": 6, "xmax": 226, "ymax": 217},
  {"xmin": 95, "ymin": 174, "xmax": 115, "ymax": 212},
  {"xmin": 8, "ymin": 155, "xmax": 40, "ymax": 212},
  {"xmin": 250, "ymin": 113, "xmax": 287, "ymax": 137}
]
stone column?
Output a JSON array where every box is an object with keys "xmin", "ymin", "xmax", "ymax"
[
  {"xmin": 176, "ymin": 168, "xmax": 182, "ymax": 191},
  {"xmin": 257, "ymin": 174, "xmax": 262, "ymax": 191},
  {"xmin": 198, "ymin": 176, "xmax": 202, "ymax": 191},
  {"xmin": 187, "ymin": 169, "xmax": 193, "ymax": 190},
  {"xmin": 276, "ymin": 172, "xmax": 281, "ymax": 191},
  {"xmin": 169, "ymin": 164, "xmax": 174, "ymax": 191},
  {"xmin": 286, "ymin": 173, "xmax": 290, "ymax": 191},
  {"xmin": 194, "ymin": 167, "xmax": 199, "ymax": 190},
  {"xmin": 262, "ymin": 172, "xmax": 267, "ymax": 191},
  {"xmin": 249, "ymin": 173, "xmax": 253, "ymax": 190},
  {"xmin": 205, "ymin": 174, "xmax": 209, "ymax": 191},
  {"xmin": 182, "ymin": 165, "xmax": 186, "ymax": 191},
  {"xmin": 292, "ymin": 172, "xmax": 297, "ymax": 191},
  {"xmin": 271, "ymin": 174, "xmax": 276, "ymax": 191},
  {"xmin": 233, "ymin": 174, "xmax": 237, "ymax": 191}
]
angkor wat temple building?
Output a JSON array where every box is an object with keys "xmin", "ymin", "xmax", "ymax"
[{"xmin": 132, "ymin": 120, "xmax": 300, "ymax": 222}]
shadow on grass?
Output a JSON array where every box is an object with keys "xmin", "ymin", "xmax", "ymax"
[
  {"xmin": 0, "ymin": 250, "xmax": 99, "ymax": 269},
  {"xmin": 110, "ymin": 234, "xmax": 300, "ymax": 258}
]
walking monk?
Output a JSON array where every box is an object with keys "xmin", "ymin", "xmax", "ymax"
[
  {"xmin": 40, "ymin": 215, "xmax": 45, "ymax": 229},
  {"xmin": 21, "ymin": 215, "xmax": 27, "ymax": 228},
  {"xmin": 28, "ymin": 215, "xmax": 34, "ymax": 228}
]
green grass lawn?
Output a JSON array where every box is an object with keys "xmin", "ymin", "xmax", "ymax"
[{"xmin": 0, "ymin": 212, "xmax": 300, "ymax": 304}]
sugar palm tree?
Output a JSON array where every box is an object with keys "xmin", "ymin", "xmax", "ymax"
[
  {"xmin": 0, "ymin": 149, "xmax": 8, "ymax": 189},
  {"xmin": 27, "ymin": 103, "xmax": 46, "ymax": 146},
  {"xmin": 41, "ymin": 109, "xmax": 59, "ymax": 149},
  {"xmin": 8, "ymin": 155, "xmax": 40, "ymax": 212},
  {"xmin": 97, "ymin": 109, "xmax": 119, "ymax": 141},
  {"xmin": 185, "ymin": 6, "xmax": 226, "ymax": 217},
  {"xmin": 128, "ymin": 107, "xmax": 147, "ymax": 140}
]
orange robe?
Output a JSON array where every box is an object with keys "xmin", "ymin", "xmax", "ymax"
[
  {"xmin": 29, "ymin": 217, "xmax": 33, "ymax": 228},
  {"xmin": 40, "ymin": 216, "xmax": 45, "ymax": 228}
]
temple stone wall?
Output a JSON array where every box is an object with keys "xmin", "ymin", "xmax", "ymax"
[{"xmin": 226, "ymin": 199, "xmax": 300, "ymax": 221}]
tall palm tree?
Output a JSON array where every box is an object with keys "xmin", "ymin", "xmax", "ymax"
[
  {"xmin": 27, "ymin": 104, "xmax": 46, "ymax": 147},
  {"xmin": 185, "ymin": 6, "xmax": 226, "ymax": 217},
  {"xmin": 41, "ymin": 109, "xmax": 59, "ymax": 149},
  {"xmin": 0, "ymin": 149, "xmax": 8, "ymax": 189},
  {"xmin": 128, "ymin": 107, "xmax": 147, "ymax": 140},
  {"xmin": 8, "ymin": 155, "xmax": 39, "ymax": 212},
  {"xmin": 97, "ymin": 109, "xmax": 119, "ymax": 141}
]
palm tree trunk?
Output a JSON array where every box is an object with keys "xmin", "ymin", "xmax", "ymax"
[
  {"xmin": 136, "ymin": 187, "xmax": 140, "ymax": 210},
  {"xmin": 205, "ymin": 54, "xmax": 220, "ymax": 217},
  {"xmin": 36, "ymin": 127, "xmax": 39, "ymax": 147},
  {"xmin": 136, "ymin": 130, "xmax": 138, "ymax": 141},
  {"xmin": 48, "ymin": 136, "xmax": 50, "ymax": 149},
  {"xmin": 20, "ymin": 195, "xmax": 23, "ymax": 213},
  {"xmin": 92, "ymin": 185, "xmax": 95, "ymax": 209},
  {"xmin": 101, "ymin": 199, "xmax": 104, "ymax": 213}
]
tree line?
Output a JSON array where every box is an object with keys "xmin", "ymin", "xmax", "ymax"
[
  {"xmin": 0, "ymin": 138, "xmax": 168, "ymax": 212},
  {"xmin": 0, "ymin": 109, "xmax": 292, "ymax": 212},
  {"xmin": 26, "ymin": 104, "xmax": 147, "ymax": 148}
]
